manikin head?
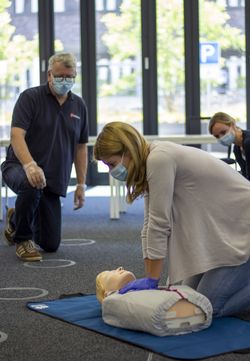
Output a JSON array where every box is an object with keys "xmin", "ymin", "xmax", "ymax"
[{"xmin": 96, "ymin": 267, "xmax": 136, "ymax": 303}]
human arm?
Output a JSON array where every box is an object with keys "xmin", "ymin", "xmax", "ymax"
[
  {"xmin": 121, "ymin": 144, "xmax": 177, "ymax": 294},
  {"xmin": 73, "ymin": 143, "xmax": 88, "ymax": 209},
  {"xmin": 143, "ymin": 144, "xmax": 176, "ymax": 273},
  {"xmin": 142, "ymin": 194, "xmax": 165, "ymax": 279},
  {"xmin": 144, "ymin": 258, "xmax": 164, "ymax": 279},
  {"xmin": 119, "ymin": 190, "xmax": 163, "ymax": 294},
  {"xmin": 118, "ymin": 277, "xmax": 159, "ymax": 294},
  {"xmin": 144, "ymin": 145, "xmax": 175, "ymax": 259},
  {"xmin": 11, "ymin": 127, "xmax": 46, "ymax": 188},
  {"xmin": 118, "ymin": 258, "xmax": 163, "ymax": 293},
  {"xmin": 118, "ymin": 258, "xmax": 163, "ymax": 294}
]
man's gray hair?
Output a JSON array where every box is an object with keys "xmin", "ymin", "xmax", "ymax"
[{"xmin": 48, "ymin": 52, "xmax": 77, "ymax": 71}]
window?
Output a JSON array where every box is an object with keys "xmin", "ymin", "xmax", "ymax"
[
  {"xmin": 157, "ymin": 0, "xmax": 185, "ymax": 135},
  {"xmin": 199, "ymin": 0, "xmax": 246, "ymax": 131},
  {"xmin": 228, "ymin": 0, "xmax": 240, "ymax": 7},
  {"xmin": 1, "ymin": 0, "xmax": 39, "ymax": 131},
  {"xmin": 54, "ymin": 0, "xmax": 81, "ymax": 95},
  {"xmin": 96, "ymin": 0, "xmax": 104, "ymax": 11},
  {"xmin": 106, "ymin": 0, "xmax": 116, "ymax": 11},
  {"xmin": 96, "ymin": 0, "xmax": 143, "ymax": 133},
  {"xmin": 54, "ymin": 0, "xmax": 65, "ymax": 13},
  {"xmin": 31, "ymin": 0, "xmax": 38, "ymax": 13},
  {"xmin": 15, "ymin": 0, "xmax": 25, "ymax": 14}
]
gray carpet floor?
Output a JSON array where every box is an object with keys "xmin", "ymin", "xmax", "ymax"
[{"xmin": 0, "ymin": 189, "xmax": 249, "ymax": 361}]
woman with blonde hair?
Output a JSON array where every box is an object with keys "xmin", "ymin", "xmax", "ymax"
[
  {"xmin": 94, "ymin": 121, "xmax": 250, "ymax": 318},
  {"xmin": 209, "ymin": 112, "xmax": 250, "ymax": 180},
  {"xmin": 94, "ymin": 121, "xmax": 149, "ymax": 203}
]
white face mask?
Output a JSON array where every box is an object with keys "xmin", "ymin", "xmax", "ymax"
[
  {"xmin": 52, "ymin": 78, "xmax": 74, "ymax": 96},
  {"xmin": 110, "ymin": 154, "xmax": 128, "ymax": 181},
  {"xmin": 218, "ymin": 131, "xmax": 235, "ymax": 147}
]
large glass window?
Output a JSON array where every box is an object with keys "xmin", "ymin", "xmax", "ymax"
[
  {"xmin": 54, "ymin": 0, "xmax": 65, "ymax": 13},
  {"xmin": 96, "ymin": 0, "xmax": 143, "ymax": 133},
  {"xmin": 54, "ymin": 0, "xmax": 81, "ymax": 96},
  {"xmin": 1, "ymin": 0, "xmax": 39, "ymax": 138},
  {"xmin": 15, "ymin": 0, "xmax": 25, "ymax": 14},
  {"xmin": 157, "ymin": 0, "xmax": 185, "ymax": 135},
  {"xmin": 199, "ymin": 0, "xmax": 246, "ymax": 134}
]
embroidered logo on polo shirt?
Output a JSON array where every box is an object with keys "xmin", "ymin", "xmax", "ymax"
[{"xmin": 70, "ymin": 113, "xmax": 80, "ymax": 119}]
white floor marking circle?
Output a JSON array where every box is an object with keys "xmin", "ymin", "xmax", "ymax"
[
  {"xmin": 61, "ymin": 239, "xmax": 96, "ymax": 246},
  {"xmin": 0, "ymin": 331, "xmax": 8, "ymax": 343},
  {"xmin": 0, "ymin": 287, "xmax": 48, "ymax": 300},
  {"xmin": 23, "ymin": 259, "xmax": 76, "ymax": 268}
]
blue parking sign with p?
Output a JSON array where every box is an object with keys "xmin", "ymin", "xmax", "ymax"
[{"xmin": 200, "ymin": 42, "xmax": 220, "ymax": 64}]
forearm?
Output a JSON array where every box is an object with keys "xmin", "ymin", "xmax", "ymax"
[
  {"xmin": 11, "ymin": 127, "xmax": 46, "ymax": 188},
  {"xmin": 11, "ymin": 127, "xmax": 33, "ymax": 165},
  {"xmin": 74, "ymin": 143, "xmax": 88, "ymax": 184},
  {"xmin": 144, "ymin": 258, "xmax": 164, "ymax": 279}
]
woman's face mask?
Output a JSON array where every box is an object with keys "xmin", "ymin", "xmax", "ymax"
[
  {"xmin": 110, "ymin": 154, "xmax": 128, "ymax": 181},
  {"xmin": 218, "ymin": 130, "xmax": 235, "ymax": 146}
]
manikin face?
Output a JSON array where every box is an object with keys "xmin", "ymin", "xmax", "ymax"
[{"xmin": 101, "ymin": 267, "xmax": 136, "ymax": 296}]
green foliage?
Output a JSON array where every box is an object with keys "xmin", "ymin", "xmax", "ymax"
[
  {"xmin": 100, "ymin": 73, "xmax": 136, "ymax": 96},
  {"xmin": 100, "ymin": 0, "xmax": 245, "ymax": 110},
  {"xmin": 0, "ymin": 0, "xmax": 37, "ymax": 85},
  {"xmin": 101, "ymin": 0, "xmax": 141, "ymax": 61},
  {"xmin": 199, "ymin": 1, "xmax": 244, "ymax": 50},
  {"xmin": 0, "ymin": 0, "xmax": 10, "ymax": 13}
]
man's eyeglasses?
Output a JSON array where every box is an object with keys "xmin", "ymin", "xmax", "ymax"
[{"xmin": 52, "ymin": 74, "xmax": 76, "ymax": 83}]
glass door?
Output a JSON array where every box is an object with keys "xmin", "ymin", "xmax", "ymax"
[
  {"xmin": 157, "ymin": 0, "xmax": 185, "ymax": 135},
  {"xmin": 199, "ymin": 0, "xmax": 246, "ymax": 135},
  {"xmin": 2, "ymin": 0, "xmax": 39, "ymax": 138},
  {"xmin": 96, "ymin": 0, "xmax": 143, "ymax": 134},
  {"xmin": 54, "ymin": 0, "xmax": 82, "ymax": 96}
]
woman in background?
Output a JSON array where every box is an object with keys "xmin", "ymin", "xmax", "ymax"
[{"xmin": 209, "ymin": 112, "xmax": 250, "ymax": 180}]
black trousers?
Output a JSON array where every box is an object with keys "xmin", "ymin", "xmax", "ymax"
[{"xmin": 1, "ymin": 162, "xmax": 61, "ymax": 252}]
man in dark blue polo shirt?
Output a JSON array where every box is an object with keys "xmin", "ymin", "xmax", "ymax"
[{"xmin": 1, "ymin": 52, "xmax": 89, "ymax": 261}]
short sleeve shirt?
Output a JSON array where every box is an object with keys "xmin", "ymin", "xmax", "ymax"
[{"xmin": 5, "ymin": 84, "xmax": 88, "ymax": 196}]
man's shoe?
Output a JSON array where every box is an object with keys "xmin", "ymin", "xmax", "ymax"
[
  {"xmin": 4, "ymin": 208, "xmax": 15, "ymax": 246},
  {"xmin": 16, "ymin": 240, "xmax": 42, "ymax": 261}
]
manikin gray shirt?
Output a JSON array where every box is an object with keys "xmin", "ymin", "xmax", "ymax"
[
  {"xmin": 141, "ymin": 141, "xmax": 250, "ymax": 284},
  {"xmin": 102, "ymin": 285, "xmax": 213, "ymax": 336}
]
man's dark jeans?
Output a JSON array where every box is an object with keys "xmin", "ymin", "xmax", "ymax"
[{"xmin": 1, "ymin": 161, "xmax": 61, "ymax": 252}]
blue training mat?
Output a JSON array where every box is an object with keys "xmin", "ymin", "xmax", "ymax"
[{"xmin": 27, "ymin": 294, "xmax": 250, "ymax": 360}]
